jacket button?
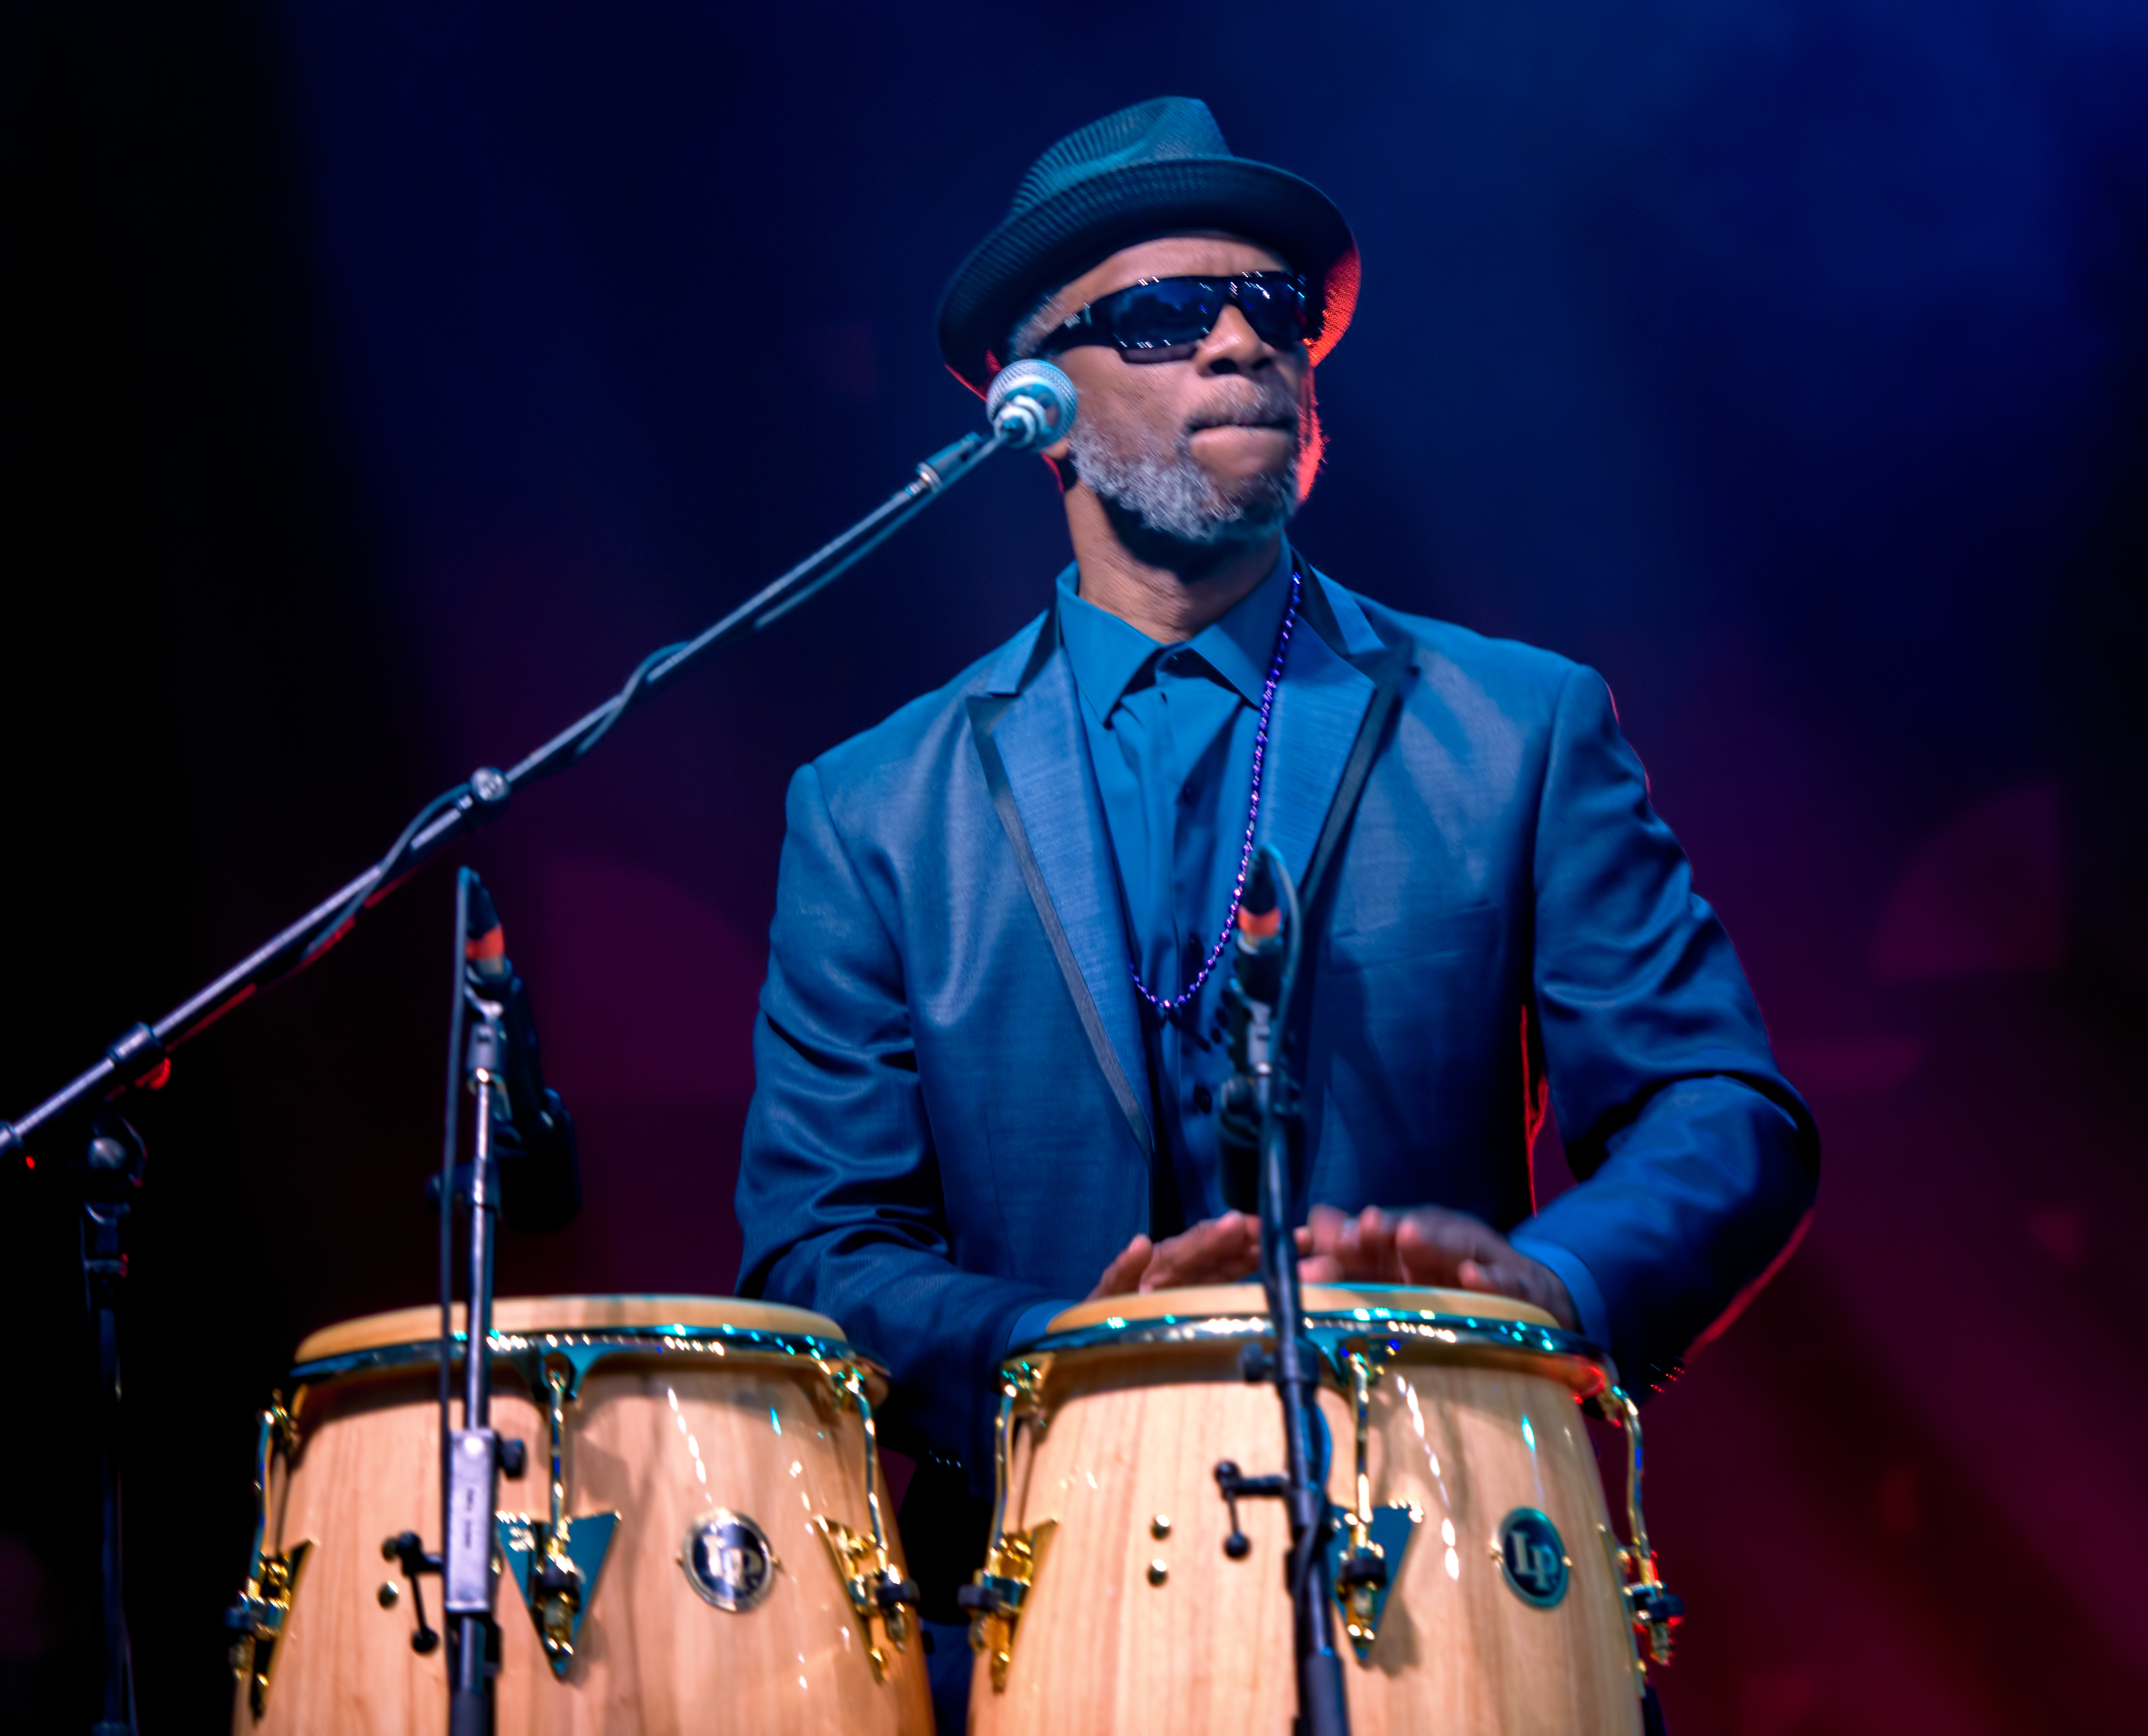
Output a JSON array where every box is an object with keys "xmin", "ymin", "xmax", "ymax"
[{"xmin": 1192, "ymin": 1084, "xmax": 1214, "ymax": 1113}]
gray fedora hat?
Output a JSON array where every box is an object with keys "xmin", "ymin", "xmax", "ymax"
[{"xmin": 936, "ymin": 96, "xmax": 1359, "ymax": 397}]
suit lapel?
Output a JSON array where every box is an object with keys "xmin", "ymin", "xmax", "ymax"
[
  {"xmin": 1258, "ymin": 569, "xmax": 1384, "ymax": 886},
  {"xmin": 968, "ymin": 615, "xmax": 1154, "ymax": 1162},
  {"xmin": 963, "ymin": 569, "xmax": 1400, "ymax": 1170}
]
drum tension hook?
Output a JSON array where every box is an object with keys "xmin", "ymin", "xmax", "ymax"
[
  {"xmin": 500, "ymin": 1359, "xmax": 617, "ymax": 1679},
  {"xmin": 225, "ymin": 1397, "xmax": 312, "ymax": 1719},
  {"xmin": 1213, "ymin": 1460, "xmax": 1287, "ymax": 1560},
  {"xmin": 965, "ymin": 1363, "xmax": 1056, "ymax": 1692},
  {"xmin": 381, "ymin": 1532, "xmax": 443, "ymax": 1655},
  {"xmin": 1324, "ymin": 1344, "xmax": 1419, "ymax": 1662},
  {"xmin": 817, "ymin": 1362, "xmax": 921, "ymax": 1683},
  {"xmin": 1629, "ymin": 1579, "xmax": 1685, "ymax": 1660},
  {"xmin": 1599, "ymin": 1384, "xmax": 1684, "ymax": 1671}
]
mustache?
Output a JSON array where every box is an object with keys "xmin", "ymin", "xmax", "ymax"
[{"xmin": 1184, "ymin": 380, "xmax": 1303, "ymax": 434}]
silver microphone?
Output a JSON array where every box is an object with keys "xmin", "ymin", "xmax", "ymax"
[{"xmin": 987, "ymin": 360, "xmax": 1078, "ymax": 451}]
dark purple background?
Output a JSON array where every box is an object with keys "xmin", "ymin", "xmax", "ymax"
[{"xmin": 4, "ymin": 2, "xmax": 2146, "ymax": 1730}]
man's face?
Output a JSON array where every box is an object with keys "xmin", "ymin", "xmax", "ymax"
[{"xmin": 1030, "ymin": 235, "xmax": 1316, "ymax": 556}]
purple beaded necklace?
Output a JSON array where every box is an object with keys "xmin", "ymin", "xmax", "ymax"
[{"xmin": 1129, "ymin": 564, "xmax": 1301, "ymax": 1023}]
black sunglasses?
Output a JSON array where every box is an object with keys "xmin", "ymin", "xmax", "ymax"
[{"xmin": 1035, "ymin": 272, "xmax": 1322, "ymax": 362}]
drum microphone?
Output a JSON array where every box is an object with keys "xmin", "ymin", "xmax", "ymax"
[
  {"xmin": 463, "ymin": 879, "xmax": 582, "ymax": 1232},
  {"xmin": 986, "ymin": 359, "xmax": 1077, "ymax": 450},
  {"xmin": 1217, "ymin": 850, "xmax": 1289, "ymax": 1214}
]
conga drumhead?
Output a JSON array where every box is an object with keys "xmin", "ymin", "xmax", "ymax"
[
  {"xmin": 294, "ymin": 1293, "xmax": 847, "ymax": 1362},
  {"xmin": 1045, "ymin": 1280, "xmax": 1560, "ymax": 1336}
]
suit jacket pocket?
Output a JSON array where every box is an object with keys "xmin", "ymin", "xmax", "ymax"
[{"xmin": 1324, "ymin": 902, "xmax": 1500, "ymax": 974}]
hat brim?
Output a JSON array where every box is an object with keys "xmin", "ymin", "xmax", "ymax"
[{"xmin": 936, "ymin": 156, "xmax": 1359, "ymax": 398}]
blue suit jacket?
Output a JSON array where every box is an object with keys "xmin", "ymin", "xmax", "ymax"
[{"xmin": 737, "ymin": 568, "xmax": 1816, "ymax": 1480}]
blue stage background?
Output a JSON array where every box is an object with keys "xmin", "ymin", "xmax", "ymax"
[{"xmin": 3, "ymin": 2, "xmax": 2146, "ymax": 1729}]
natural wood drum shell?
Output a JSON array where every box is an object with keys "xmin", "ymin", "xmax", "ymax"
[
  {"xmin": 234, "ymin": 1295, "xmax": 930, "ymax": 1736},
  {"xmin": 969, "ymin": 1284, "xmax": 1644, "ymax": 1736}
]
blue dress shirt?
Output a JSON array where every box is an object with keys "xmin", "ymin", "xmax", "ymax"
[
  {"xmin": 1019, "ymin": 546, "xmax": 1614, "ymax": 1351},
  {"xmin": 1057, "ymin": 545, "xmax": 1294, "ymax": 1216}
]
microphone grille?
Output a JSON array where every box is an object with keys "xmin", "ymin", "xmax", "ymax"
[{"xmin": 987, "ymin": 360, "xmax": 1078, "ymax": 451}]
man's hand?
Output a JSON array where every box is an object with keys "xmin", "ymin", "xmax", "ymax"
[
  {"xmin": 1085, "ymin": 1211, "xmax": 1261, "ymax": 1300},
  {"xmin": 1295, "ymin": 1203, "xmax": 1577, "ymax": 1330}
]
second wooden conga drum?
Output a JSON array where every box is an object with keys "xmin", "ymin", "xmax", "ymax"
[
  {"xmin": 225, "ymin": 1294, "xmax": 932, "ymax": 1736},
  {"xmin": 964, "ymin": 1283, "xmax": 1672, "ymax": 1736}
]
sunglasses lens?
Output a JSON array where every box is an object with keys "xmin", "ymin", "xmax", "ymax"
[
  {"xmin": 1237, "ymin": 276, "xmax": 1314, "ymax": 347},
  {"xmin": 1106, "ymin": 278, "xmax": 1223, "ymax": 350},
  {"xmin": 1062, "ymin": 274, "xmax": 1320, "ymax": 358}
]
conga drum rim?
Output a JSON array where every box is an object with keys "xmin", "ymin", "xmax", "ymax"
[
  {"xmin": 296, "ymin": 1293, "xmax": 845, "ymax": 1360},
  {"xmin": 1023, "ymin": 1282, "xmax": 1608, "ymax": 1397},
  {"xmin": 287, "ymin": 1293, "xmax": 884, "ymax": 1403},
  {"xmin": 1047, "ymin": 1281, "xmax": 1559, "ymax": 1334}
]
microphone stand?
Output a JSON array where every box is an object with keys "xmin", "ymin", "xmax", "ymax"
[
  {"xmin": 443, "ymin": 868, "xmax": 510, "ymax": 1736},
  {"xmin": 1, "ymin": 369, "xmax": 1067, "ymax": 1732},
  {"xmin": 79, "ymin": 1109, "xmax": 145, "ymax": 1736},
  {"xmin": 1216, "ymin": 848, "xmax": 1349, "ymax": 1736}
]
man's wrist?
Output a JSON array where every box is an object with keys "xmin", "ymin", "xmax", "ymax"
[
  {"xmin": 1520, "ymin": 1259, "xmax": 1577, "ymax": 1332},
  {"xmin": 1508, "ymin": 1235, "xmax": 1610, "ymax": 1347},
  {"xmin": 1006, "ymin": 1298, "xmax": 1075, "ymax": 1354}
]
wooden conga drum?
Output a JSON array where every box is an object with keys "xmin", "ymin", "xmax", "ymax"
[
  {"xmin": 225, "ymin": 1294, "xmax": 932, "ymax": 1735},
  {"xmin": 963, "ymin": 1284, "xmax": 1678, "ymax": 1736}
]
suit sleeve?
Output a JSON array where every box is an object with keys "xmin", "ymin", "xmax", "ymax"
[
  {"xmin": 736, "ymin": 762, "xmax": 1055, "ymax": 1478},
  {"xmin": 1512, "ymin": 665, "xmax": 1818, "ymax": 1391}
]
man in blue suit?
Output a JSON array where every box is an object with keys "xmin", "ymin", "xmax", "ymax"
[{"xmin": 736, "ymin": 97, "xmax": 1815, "ymax": 1704}]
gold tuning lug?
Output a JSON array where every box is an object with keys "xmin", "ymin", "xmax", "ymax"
[
  {"xmin": 1326, "ymin": 1348, "xmax": 1418, "ymax": 1661},
  {"xmin": 498, "ymin": 1358, "xmax": 619, "ymax": 1678},
  {"xmin": 224, "ymin": 1395, "xmax": 314, "ymax": 1718},
  {"xmin": 817, "ymin": 1518, "xmax": 919, "ymax": 1682},
  {"xmin": 958, "ymin": 1358, "xmax": 1056, "ymax": 1692},
  {"xmin": 1603, "ymin": 1385, "xmax": 1684, "ymax": 1670},
  {"xmin": 961, "ymin": 1520, "xmax": 1055, "ymax": 1692},
  {"xmin": 816, "ymin": 1361, "xmax": 920, "ymax": 1682}
]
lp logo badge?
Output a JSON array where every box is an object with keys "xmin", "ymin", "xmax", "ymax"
[
  {"xmin": 1497, "ymin": 1508, "xmax": 1569, "ymax": 1608},
  {"xmin": 683, "ymin": 1510, "xmax": 777, "ymax": 1612}
]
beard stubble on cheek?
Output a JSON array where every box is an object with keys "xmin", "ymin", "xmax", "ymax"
[{"xmin": 1069, "ymin": 369, "xmax": 1310, "ymax": 549}]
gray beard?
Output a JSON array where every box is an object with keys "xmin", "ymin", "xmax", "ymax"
[{"xmin": 1069, "ymin": 417, "xmax": 1300, "ymax": 550}]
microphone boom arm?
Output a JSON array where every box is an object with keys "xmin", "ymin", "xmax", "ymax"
[
  {"xmin": 11, "ymin": 354, "xmax": 1076, "ymax": 1733},
  {"xmin": 0, "ymin": 421, "xmax": 1023, "ymax": 1157}
]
